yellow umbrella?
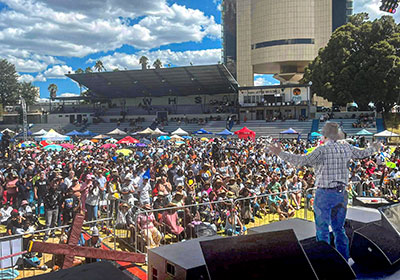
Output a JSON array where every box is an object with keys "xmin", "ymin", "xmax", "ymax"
[
  {"xmin": 116, "ymin": 149, "xmax": 133, "ymax": 156},
  {"xmin": 200, "ymin": 137, "xmax": 209, "ymax": 141}
]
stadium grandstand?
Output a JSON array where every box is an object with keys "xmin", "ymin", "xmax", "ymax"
[{"xmin": 0, "ymin": 64, "xmax": 382, "ymax": 138}]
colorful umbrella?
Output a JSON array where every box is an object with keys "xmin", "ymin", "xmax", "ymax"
[
  {"xmin": 43, "ymin": 144, "xmax": 64, "ymax": 151},
  {"xmin": 200, "ymin": 137, "xmax": 209, "ymax": 142},
  {"xmin": 100, "ymin": 143, "xmax": 117, "ymax": 149},
  {"xmin": 117, "ymin": 136, "xmax": 140, "ymax": 144},
  {"xmin": 105, "ymin": 138, "xmax": 117, "ymax": 143},
  {"xmin": 60, "ymin": 143, "xmax": 75, "ymax": 149},
  {"xmin": 40, "ymin": 140, "xmax": 51, "ymax": 147},
  {"xmin": 136, "ymin": 143, "xmax": 147, "ymax": 147},
  {"xmin": 116, "ymin": 149, "xmax": 133, "ymax": 156},
  {"xmin": 81, "ymin": 145, "xmax": 94, "ymax": 150},
  {"xmin": 157, "ymin": 135, "xmax": 171, "ymax": 141}
]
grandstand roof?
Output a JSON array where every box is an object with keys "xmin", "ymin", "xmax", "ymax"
[{"xmin": 66, "ymin": 64, "xmax": 239, "ymax": 98}]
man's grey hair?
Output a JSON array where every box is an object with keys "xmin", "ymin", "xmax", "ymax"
[{"xmin": 321, "ymin": 122, "xmax": 344, "ymax": 141}]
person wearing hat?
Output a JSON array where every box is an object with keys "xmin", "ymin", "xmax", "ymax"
[
  {"xmin": 120, "ymin": 174, "xmax": 135, "ymax": 206},
  {"xmin": 269, "ymin": 121, "xmax": 382, "ymax": 261},
  {"xmin": 6, "ymin": 209, "xmax": 24, "ymax": 235},
  {"xmin": 136, "ymin": 203, "xmax": 162, "ymax": 248},
  {"xmin": 18, "ymin": 200, "xmax": 32, "ymax": 217},
  {"xmin": 162, "ymin": 202, "xmax": 185, "ymax": 240},
  {"xmin": 85, "ymin": 226, "xmax": 101, "ymax": 263},
  {"xmin": 138, "ymin": 172, "xmax": 151, "ymax": 206}
]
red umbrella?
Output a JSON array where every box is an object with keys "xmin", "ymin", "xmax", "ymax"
[
  {"xmin": 234, "ymin": 127, "xmax": 256, "ymax": 140},
  {"xmin": 117, "ymin": 136, "xmax": 139, "ymax": 144},
  {"xmin": 40, "ymin": 140, "xmax": 50, "ymax": 147}
]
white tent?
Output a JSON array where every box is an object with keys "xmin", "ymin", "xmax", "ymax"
[
  {"xmin": 374, "ymin": 130, "xmax": 400, "ymax": 137},
  {"xmin": 137, "ymin": 127, "xmax": 155, "ymax": 134},
  {"xmin": 32, "ymin": 129, "xmax": 47, "ymax": 136},
  {"xmin": 153, "ymin": 128, "xmax": 167, "ymax": 135},
  {"xmin": 107, "ymin": 128, "xmax": 127, "ymax": 136},
  {"xmin": 1, "ymin": 128, "xmax": 15, "ymax": 135},
  {"xmin": 36, "ymin": 129, "xmax": 70, "ymax": 141},
  {"xmin": 171, "ymin": 127, "xmax": 189, "ymax": 136}
]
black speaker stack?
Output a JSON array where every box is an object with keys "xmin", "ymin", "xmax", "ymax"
[{"xmin": 198, "ymin": 204, "xmax": 400, "ymax": 280}]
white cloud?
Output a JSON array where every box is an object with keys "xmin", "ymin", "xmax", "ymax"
[
  {"xmin": 59, "ymin": 93, "xmax": 79, "ymax": 98},
  {"xmin": 91, "ymin": 48, "xmax": 222, "ymax": 71},
  {"xmin": 43, "ymin": 65, "xmax": 73, "ymax": 79},
  {"xmin": 0, "ymin": 0, "xmax": 221, "ymax": 59},
  {"xmin": 18, "ymin": 74, "xmax": 35, "ymax": 83}
]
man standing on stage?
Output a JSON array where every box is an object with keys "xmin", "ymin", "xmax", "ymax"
[{"xmin": 268, "ymin": 122, "xmax": 381, "ymax": 260}]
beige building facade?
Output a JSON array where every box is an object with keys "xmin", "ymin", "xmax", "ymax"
[{"xmin": 223, "ymin": 0, "xmax": 353, "ymax": 86}]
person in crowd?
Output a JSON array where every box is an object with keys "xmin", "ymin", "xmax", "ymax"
[
  {"xmin": 43, "ymin": 179, "xmax": 63, "ymax": 240},
  {"xmin": 136, "ymin": 203, "xmax": 162, "ymax": 248},
  {"xmin": 34, "ymin": 171, "xmax": 48, "ymax": 216}
]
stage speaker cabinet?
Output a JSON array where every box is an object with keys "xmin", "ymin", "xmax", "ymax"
[
  {"xmin": 301, "ymin": 239, "xmax": 356, "ymax": 280},
  {"xmin": 246, "ymin": 219, "xmax": 356, "ymax": 279},
  {"xmin": 350, "ymin": 203, "xmax": 400, "ymax": 269},
  {"xmin": 200, "ymin": 230, "xmax": 319, "ymax": 280},
  {"xmin": 344, "ymin": 206, "xmax": 381, "ymax": 248}
]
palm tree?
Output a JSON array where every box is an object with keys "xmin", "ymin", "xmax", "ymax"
[
  {"xmin": 48, "ymin": 83, "xmax": 57, "ymax": 112},
  {"xmin": 113, "ymin": 68, "xmax": 120, "ymax": 72},
  {"xmin": 85, "ymin": 67, "xmax": 93, "ymax": 73},
  {"xmin": 94, "ymin": 60, "xmax": 106, "ymax": 72},
  {"xmin": 153, "ymin": 59, "xmax": 163, "ymax": 69},
  {"xmin": 139, "ymin": 56, "xmax": 149, "ymax": 70},
  {"xmin": 75, "ymin": 68, "xmax": 84, "ymax": 74}
]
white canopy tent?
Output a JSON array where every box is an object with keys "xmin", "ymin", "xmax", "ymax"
[
  {"xmin": 137, "ymin": 127, "xmax": 155, "ymax": 135},
  {"xmin": 374, "ymin": 130, "xmax": 400, "ymax": 137},
  {"xmin": 171, "ymin": 128, "xmax": 189, "ymax": 136},
  {"xmin": 36, "ymin": 129, "xmax": 70, "ymax": 141},
  {"xmin": 32, "ymin": 129, "xmax": 48, "ymax": 136},
  {"xmin": 107, "ymin": 128, "xmax": 127, "ymax": 136},
  {"xmin": 1, "ymin": 128, "xmax": 15, "ymax": 135},
  {"xmin": 153, "ymin": 128, "xmax": 168, "ymax": 135}
]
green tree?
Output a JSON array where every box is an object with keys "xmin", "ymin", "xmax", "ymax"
[
  {"xmin": 303, "ymin": 13, "xmax": 400, "ymax": 113},
  {"xmin": 85, "ymin": 67, "xmax": 93, "ymax": 73},
  {"xmin": 0, "ymin": 59, "xmax": 20, "ymax": 106},
  {"xmin": 139, "ymin": 56, "xmax": 149, "ymax": 70},
  {"xmin": 94, "ymin": 60, "xmax": 106, "ymax": 72},
  {"xmin": 75, "ymin": 68, "xmax": 84, "ymax": 74},
  {"xmin": 153, "ymin": 59, "xmax": 163, "ymax": 69},
  {"xmin": 18, "ymin": 82, "xmax": 38, "ymax": 105},
  {"xmin": 48, "ymin": 83, "xmax": 57, "ymax": 100}
]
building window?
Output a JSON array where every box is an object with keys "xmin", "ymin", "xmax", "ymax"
[
  {"xmin": 166, "ymin": 262, "xmax": 175, "ymax": 276},
  {"xmin": 254, "ymin": 38, "xmax": 315, "ymax": 49},
  {"xmin": 152, "ymin": 267, "xmax": 158, "ymax": 280}
]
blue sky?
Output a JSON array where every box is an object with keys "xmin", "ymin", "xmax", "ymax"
[{"xmin": 0, "ymin": 0, "xmax": 398, "ymax": 99}]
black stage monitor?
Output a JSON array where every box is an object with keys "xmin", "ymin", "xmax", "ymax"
[
  {"xmin": 200, "ymin": 229, "xmax": 318, "ymax": 280},
  {"xmin": 379, "ymin": 203, "xmax": 400, "ymax": 235}
]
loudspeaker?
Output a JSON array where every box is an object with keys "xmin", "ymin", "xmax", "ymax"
[
  {"xmin": 247, "ymin": 218, "xmax": 316, "ymax": 242},
  {"xmin": 200, "ymin": 230, "xmax": 318, "ymax": 280},
  {"xmin": 351, "ymin": 223, "xmax": 400, "ymax": 269},
  {"xmin": 301, "ymin": 239, "xmax": 356, "ymax": 280},
  {"xmin": 345, "ymin": 206, "xmax": 381, "ymax": 247},
  {"xmin": 350, "ymin": 203, "xmax": 400, "ymax": 269}
]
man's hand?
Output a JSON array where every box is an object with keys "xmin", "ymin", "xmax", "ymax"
[{"xmin": 268, "ymin": 143, "xmax": 282, "ymax": 156}]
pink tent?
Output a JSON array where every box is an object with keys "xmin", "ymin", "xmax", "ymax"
[
  {"xmin": 116, "ymin": 136, "xmax": 140, "ymax": 144},
  {"xmin": 234, "ymin": 127, "xmax": 256, "ymax": 141}
]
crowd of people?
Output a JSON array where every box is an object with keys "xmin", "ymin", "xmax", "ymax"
[{"xmin": 0, "ymin": 132, "xmax": 399, "ymax": 250}]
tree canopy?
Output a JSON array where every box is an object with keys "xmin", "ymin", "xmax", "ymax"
[
  {"xmin": 303, "ymin": 13, "xmax": 400, "ymax": 112},
  {"xmin": 0, "ymin": 59, "xmax": 38, "ymax": 106}
]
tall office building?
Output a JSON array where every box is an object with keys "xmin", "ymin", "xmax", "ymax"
[{"xmin": 222, "ymin": 0, "xmax": 353, "ymax": 86}]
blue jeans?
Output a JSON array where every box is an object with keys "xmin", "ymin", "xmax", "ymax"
[
  {"xmin": 86, "ymin": 204, "xmax": 98, "ymax": 226},
  {"xmin": 314, "ymin": 188, "xmax": 349, "ymax": 260}
]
